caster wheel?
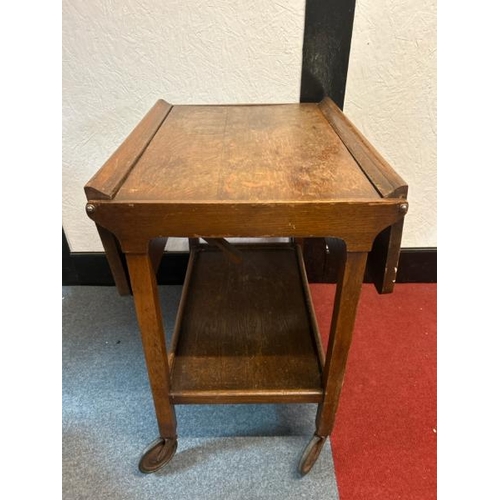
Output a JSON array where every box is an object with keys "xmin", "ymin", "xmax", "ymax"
[
  {"xmin": 298, "ymin": 434, "xmax": 326, "ymax": 476},
  {"xmin": 138, "ymin": 437, "xmax": 178, "ymax": 474}
]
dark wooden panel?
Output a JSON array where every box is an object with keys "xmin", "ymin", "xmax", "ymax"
[
  {"xmin": 170, "ymin": 245, "xmax": 323, "ymax": 403},
  {"xmin": 302, "ymin": 237, "xmax": 346, "ymax": 283},
  {"xmin": 302, "ymin": 238, "xmax": 329, "ymax": 282},
  {"xmin": 300, "ymin": 0, "xmax": 356, "ymax": 107},
  {"xmin": 367, "ymin": 220, "xmax": 404, "ymax": 294}
]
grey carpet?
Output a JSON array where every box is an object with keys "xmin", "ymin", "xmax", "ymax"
[{"xmin": 62, "ymin": 286, "xmax": 339, "ymax": 499}]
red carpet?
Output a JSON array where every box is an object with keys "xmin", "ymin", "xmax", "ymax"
[{"xmin": 310, "ymin": 284, "xmax": 437, "ymax": 500}]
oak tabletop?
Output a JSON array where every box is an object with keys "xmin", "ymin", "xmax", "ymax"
[
  {"xmin": 86, "ymin": 98, "xmax": 407, "ymax": 205},
  {"xmin": 115, "ymin": 103, "xmax": 378, "ymax": 203},
  {"xmin": 84, "ymin": 98, "xmax": 408, "ymax": 285}
]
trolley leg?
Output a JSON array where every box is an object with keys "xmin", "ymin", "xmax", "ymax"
[
  {"xmin": 299, "ymin": 251, "xmax": 368, "ymax": 475},
  {"xmin": 127, "ymin": 252, "xmax": 178, "ymax": 473}
]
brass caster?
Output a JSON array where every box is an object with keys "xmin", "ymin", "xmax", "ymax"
[
  {"xmin": 138, "ymin": 437, "xmax": 178, "ymax": 474},
  {"xmin": 298, "ymin": 434, "xmax": 327, "ymax": 476}
]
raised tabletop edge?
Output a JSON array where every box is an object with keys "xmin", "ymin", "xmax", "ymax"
[
  {"xmin": 318, "ymin": 97, "xmax": 408, "ymax": 199},
  {"xmin": 85, "ymin": 197, "xmax": 404, "ymax": 206},
  {"xmin": 84, "ymin": 99, "xmax": 174, "ymax": 201}
]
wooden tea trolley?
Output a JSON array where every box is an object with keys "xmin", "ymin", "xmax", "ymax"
[{"xmin": 84, "ymin": 98, "xmax": 408, "ymax": 474}]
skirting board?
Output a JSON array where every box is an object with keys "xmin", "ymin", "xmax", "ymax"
[{"xmin": 63, "ymin": 248, "xmax": 436, "ymax": 286}]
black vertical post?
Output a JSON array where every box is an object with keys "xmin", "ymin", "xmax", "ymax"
[
  {"xmin": 300, "ymin": 0, "xmax": 357, "ymax": 279},
  {"xmin": 300, "ymin": 0, "xmax": 357, "ymax": 108},
  {"xmin": 62, "ymin": 228, "xmax": 78, "ymax": 285}
]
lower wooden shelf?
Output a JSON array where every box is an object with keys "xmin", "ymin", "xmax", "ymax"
[{"xmin": 169, "ymin": 243, "xmax": 325, "ymax": 404}]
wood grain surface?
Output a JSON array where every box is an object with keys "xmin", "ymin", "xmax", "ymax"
[
  {"xmin": 84, "ymin": 99, "xmax": 172, "ymax": 200},
  {"xmin": 170, "ymin": 244, "xmax": 324, "ymax": 404},
  {"xmin": 83, "ymin": 100, "xmax": 410, "ymax": 475},
  {"xmin": 126, "ymin": 252, "xmax": 177, "ymax": 438},
  {"xmin": 115, "ymin": 104, "xmax": 378, "ymax": 202},
  {"xmin": 367, "ymin": 219, "xmax": 405, "ymax": 294},
  {"xmin": 316, "ymin": 251, "xmax": 368, "ymax": 436},
  {"xmin": 95, "ymin": 224, "xmax": 131, "ymax": 296},
  {"xmin": 87, "ymin": 199, "xmax": 406, "ymax": 253},
  {"xmin": 319, "ymin": 97, "xmax": 408, "ymax": 199}
]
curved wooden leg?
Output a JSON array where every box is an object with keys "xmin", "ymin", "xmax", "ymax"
[
  {"xmin": 300, "ymin": 252, "xmax": 367, "ymax": 476},
  {"xmin": 96, "ymin": 224, "xmax": 131, "ymax": 296},
  {"xmin": 126, "ymin": 252, "xmax": 178, "ymax": 473},
  {"xmin": 298, "ymin": 434, "xmax": 327, "ymax": 476},
  {"xmin": 315, "ymin": 251, "xmax": 368, "ymax": 437}
]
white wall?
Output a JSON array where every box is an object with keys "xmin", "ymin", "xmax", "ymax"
[
  {"xmin": 62, "ymin": 0, "xmax": 306, "ymax": 252},
  {"xmin": 344, "ymin": 0, "xmax": 436, "ymax": 248},
  {"xmin": 63, "ymin": 0, "xmax": 436, "ymax": 252}
]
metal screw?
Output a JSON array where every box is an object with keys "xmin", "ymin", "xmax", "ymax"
[
  {"xmin": 86, "ymin": 204, "xmax": 96, "ymax": 213},
  {"xmin": 399, "ymin": 203, "xmax": 408, "ymax": 214}
]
